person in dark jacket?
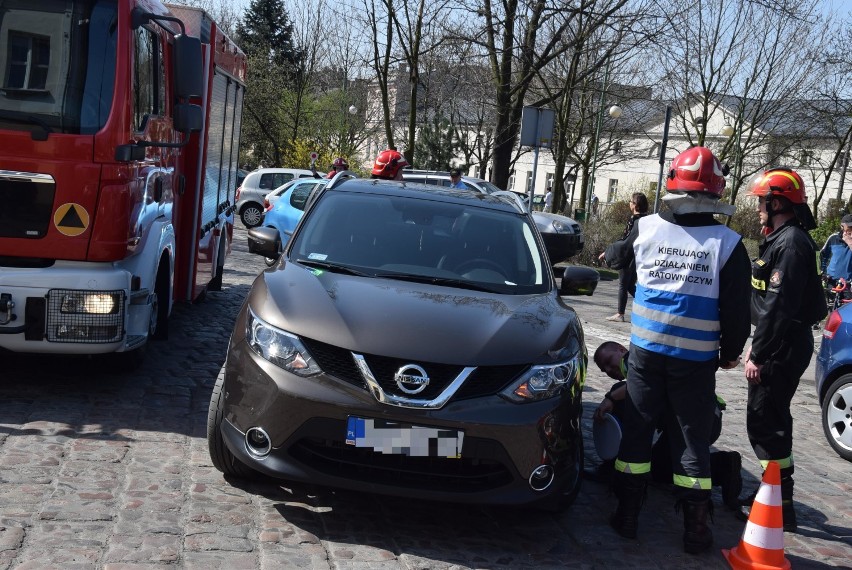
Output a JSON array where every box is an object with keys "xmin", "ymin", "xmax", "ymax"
[
  {"xmin": 587, "ymin": 341, "xmax": 743, "ymax": 511},
  {"xmin": 603, "ymin": 146, "xmax": 751, "ymax": 554},
  {"xmin": 599, "ymin": 193, "xmax": 649, "ymax": 321},
  {"xmin": 739, "ymin": 168, "xmax": 827, "ymax": 532}
]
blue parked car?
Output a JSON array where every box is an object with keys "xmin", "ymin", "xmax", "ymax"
[
  {"xmin": 815, "ymin": 302, "xmax": 852, "ymax": 462},
  {"xmin": 260, "ymin": 178, "xmax": 329, "ymax": 265}
]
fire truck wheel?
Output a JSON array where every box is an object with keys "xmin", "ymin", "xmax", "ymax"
[
  {"xmin": 151, "ymin": 266, "xmax": 170, "ymax": 340},
  {"xmin": 240, "ymin": 203, "xmax": 264, "ymax": 228},
  {"xmin": 208, "ymin": 365, "xmax": 261, "ymax": 479}
]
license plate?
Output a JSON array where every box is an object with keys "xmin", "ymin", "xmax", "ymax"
[{"xmin": 345, "ymin": 417, "xmax": 463, "ymax": 458}]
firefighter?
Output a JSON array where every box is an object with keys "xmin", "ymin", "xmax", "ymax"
[
  {"xmin": 603, "ymin": 146, "xmax": 751, "ymax": 554},
  {"xmin": 312, "ymin": 157, "xmax": 349, "ymax": 179},
  {"xmin": 740, "ymin": 168, "xmax": 826, "ymax": 532},
  {"xmin": 370, "ymin": 148, "xmax": 409, "ymax": 180}
]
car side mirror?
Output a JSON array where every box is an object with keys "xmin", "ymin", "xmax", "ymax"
[
  {"xmin": 248, "ymin": 226, "xmax": 281, "ymax": 258},
  {"xmin": 560, "ymin": 266, "xmax": 599, "ymax": 296}
]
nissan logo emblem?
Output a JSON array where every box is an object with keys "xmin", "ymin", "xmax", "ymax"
[{"xmin": 394, "ymin": 364, "xmax": 430, "ymax": 395}]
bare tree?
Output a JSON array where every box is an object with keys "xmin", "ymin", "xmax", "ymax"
[{"xmin": 651, "ymin": 0, "xmax": 830, "ymax": 207}]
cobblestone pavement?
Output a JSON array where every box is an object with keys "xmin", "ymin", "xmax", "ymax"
[{"xmin": 0, "ymin": 225, "xmax": 849, "ymax": 569}]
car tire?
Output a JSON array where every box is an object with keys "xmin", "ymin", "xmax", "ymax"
[
  {"xmin": 822, "ymin": 374, "xmax": 852, "ymax": 462},
  {"xmin": 207, "ymin": 365, "xmax": 261, "ymax": 478},
  {"xmin": 240, "ymin": 203, "xmax": 264, "ymax": 228},
  {"xmin": 151, "ymin": 264, "xmax": 169, "ymax": 341}
]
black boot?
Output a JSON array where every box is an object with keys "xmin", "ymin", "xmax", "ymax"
[
  {"xmin": 710, "ymin": 451, "xmax": 742, "ymax": 510},
  {"xmin": 609, "ymin": 472, "xmax": 647, "ymax": 539},
  {"xmin": 781, "ymin": 477, "xmax": 797, "ymax": 532},
  {"xmin": 679, "ymin": 498, "xmax": 714, "ymax": 554}
]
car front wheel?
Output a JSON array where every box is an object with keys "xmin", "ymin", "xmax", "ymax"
[
  {"xmin": 822, "ymin": 373, "xmax": 852, "ymax": 462},
  {"xmin": 207, "ymin": 365, "xmax": 262, "ymax": 478}
]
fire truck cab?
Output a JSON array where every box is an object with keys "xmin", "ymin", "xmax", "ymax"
[{"xmin": 0, "ymin": 0, "xmax": 246, "ymax": 360}]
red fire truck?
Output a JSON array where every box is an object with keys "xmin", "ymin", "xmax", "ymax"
[{"xmin": 0, "ymin": 0, "xmax": 246, "ymax": 361}]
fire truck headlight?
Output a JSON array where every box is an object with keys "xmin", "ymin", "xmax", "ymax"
[{"xmin": 60, "ymin": 292, "xmax": 120, "ymax": 314}]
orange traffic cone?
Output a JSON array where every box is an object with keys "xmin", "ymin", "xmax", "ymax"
[{"xmin": 723, "ymin": 461, "xmax": 791, "ymax": 570}]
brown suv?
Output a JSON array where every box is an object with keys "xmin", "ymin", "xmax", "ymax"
[{"xmin": 208, "ymin": 177, "xmax": 597, "ymax": 509}]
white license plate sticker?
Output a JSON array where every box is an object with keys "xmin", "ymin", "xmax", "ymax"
[{"xmin": 345, "ymin": 417, "xmax": 463, "ymax": 458}]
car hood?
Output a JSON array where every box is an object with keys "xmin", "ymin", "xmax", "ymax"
[{"xmin": 246, "ymin": 261, "xmax": 583, "ymax": 366}]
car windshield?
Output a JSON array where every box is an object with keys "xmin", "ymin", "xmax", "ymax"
[{"xmin": 290, "ymin": 191, "xmax": 547, "ymax": 294}]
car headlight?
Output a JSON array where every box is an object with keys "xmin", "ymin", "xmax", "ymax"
[
  {"xmin": 245, "ymin": 308, "xmax": 321, "ymax": 376},
  {"xmin": 551, "ymin": 220, "xmax": 566, "ymax": 232},
  {"xmin": 500, "ymin": 353, "xmax": 585, "ymax": 403}
]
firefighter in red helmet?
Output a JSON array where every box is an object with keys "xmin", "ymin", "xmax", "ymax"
[
  {"xmin": 738, "ymin": 168, "xmax": 826, "ymax": 532},
  {"xmin": 311, "ymin": 156, "xmax": 349, "ymax": 180},
  {"xmin": 603, "ymin": 146, "xmax": 751, "ymax": 553},
  {"xmin": 370, "ymin": 149, "xmax": 409, "ymax": 180}
]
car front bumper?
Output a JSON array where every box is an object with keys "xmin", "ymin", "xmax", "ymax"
[{"xmin": 220, "ymin": 342, "xmax": 583, "ymax": 506}]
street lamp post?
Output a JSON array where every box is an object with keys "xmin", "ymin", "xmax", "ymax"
[
  {"xmin": 721, "ymin": 119, "xmax": 742, "ymax": 198},
  {"xmin": 653, "ymin": 105, "xmax": 673, "ymax": 213}
]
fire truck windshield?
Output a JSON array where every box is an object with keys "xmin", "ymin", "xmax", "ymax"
[{"xmin": 0, "ymin": 0, "xmax": 117, "ymax": 135}]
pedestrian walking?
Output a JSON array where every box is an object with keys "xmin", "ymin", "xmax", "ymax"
[
  {"xmin": 739, "ymin": 168, "xmax": 827, "ymax": 532},
  {"xmin": 603, "ymin": 146, "xmax": 751, "ymax": 554},
  {"xmin": 543, "ymin": 189, "xmax": 553, "ymax": 212},
  {"xmin": 599, "ymin": 193, "xmax": 649, "ymax": 321}
]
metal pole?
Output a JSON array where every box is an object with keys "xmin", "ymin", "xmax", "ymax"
[
  {"xmin": 653, "ymin": 105, "xmax": 672, "ymax": 214},
  {"xmin": 587, "ymin": 61, "xmax": 612, "ymax": 216},
  {"xmin": 528, "ymin": 110, "xmax": 542, "ymax": 212},
  {"xmin": 836, "ymin": 142, "xmax": 850, "ymax": 203}
]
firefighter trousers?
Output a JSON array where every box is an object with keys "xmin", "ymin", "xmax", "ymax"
[
  {"xmin": 616, "ymin": 346, "xmax": 717, "ymax": 501},
  {"xmin": 747, "ymin": 322, "xmax": 814, "ymax": 476}
]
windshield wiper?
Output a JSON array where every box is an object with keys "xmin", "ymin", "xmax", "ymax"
[
  {"xmin": 297, "ymin": 258, "xmax": 372, "ymax": 277},
  {"xmin": 374, "ymin": 272, "xmax": 503, "ymax": 293},
  {"xmin": 0, "ymin": 110, "xmax": 53, "ymax": 141}
]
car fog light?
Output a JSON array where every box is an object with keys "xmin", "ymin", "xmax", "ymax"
[
  {"xmin": 529, "ymin": 464, "xmax": 555, "ymax": 491},
  {"xmin": 245, "ymin": 427, "xmax": 272, "ymax": 458}
]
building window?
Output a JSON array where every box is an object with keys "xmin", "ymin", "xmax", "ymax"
[
  {"xmin": 5, "ymin": 31, "xmax": 50, "ymax": 91},
  {"xmin": 525, "ymin": 171, "xmax": 533, "ymax": 193},
  {"xmin": 508, "ymin": 173, "xmax": 516, "ymax": 190},
  {"xmin": 799, "ymin": 149, "xmax": 814, "ymax": 167},
  {"xmin": 608, "ymin": 179, "xmax": 618, "ymax": 203},
  {"xmin": 612, "ymin": 141, "xmax": 622, "ymax": 154},
  {"xmin": 545, "ymin": 173, "xmax": 554, "ymax": 191}
]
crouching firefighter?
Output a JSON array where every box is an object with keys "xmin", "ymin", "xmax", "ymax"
[
  {"xmin": 604, "ymin": 146, "xmax": 751, "ymax": 553},
  {"xmin": 741, "ymin": 168, "xmax": 827, "ymax": 532}
]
